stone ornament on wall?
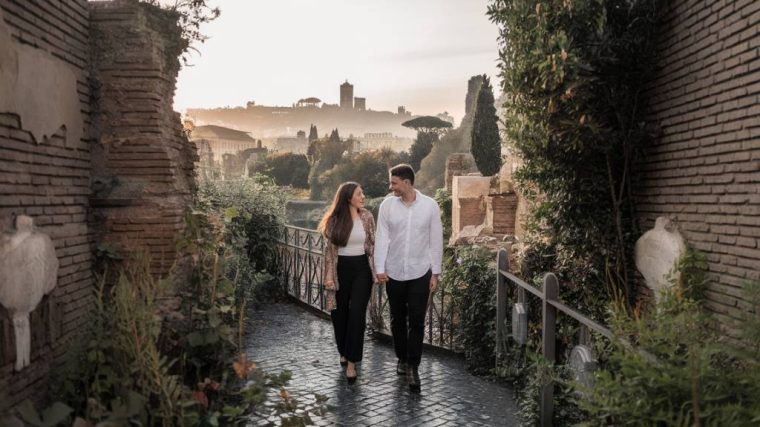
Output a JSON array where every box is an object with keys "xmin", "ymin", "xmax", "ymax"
[
  {"xmin": 634, "ymin": 217, "xmax": 686, "ymax": 302},
  {"xmin": 0, "ymin": 215, "xmax": 59, "ymax": 371}
]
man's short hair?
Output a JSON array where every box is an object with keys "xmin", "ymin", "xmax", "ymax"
[{"xmin": 390, "ymin": 163, "xmax": 415, "ymax": 185}]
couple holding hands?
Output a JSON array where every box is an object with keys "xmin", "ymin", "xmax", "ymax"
[{"xmin": 318, "ymin": 164, "xmax": 443, "ymax": 394}]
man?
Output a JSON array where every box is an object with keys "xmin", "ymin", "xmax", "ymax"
[{"xmin": 374, "ymin": 164, "xmax": 443, "ymax": 393}]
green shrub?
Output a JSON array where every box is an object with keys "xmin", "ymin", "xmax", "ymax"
[
  {"xmin": 443, "ymin": 246, "xmax": 497, "ymax": 373},
  {"xmin": 39, "ymin": 176, "xmax": 308, "ymax": 425},
  {"xmin": 52, "ymin": 256, "xmax": 200, "ymax": 425},
  {"xmin": 488, "ymin": 0, "xmax": 666, "ymax": 308},
  {"xmin": 434, "ymin": 188, "xmax": 452, "ymax": 242},
  {"xmin": 195, "ymin": 175, "xmax": 286, "ymax": 276},
  {"xmin": 580, "ymin": 255, "xmax": 760, "ymax": 426}
]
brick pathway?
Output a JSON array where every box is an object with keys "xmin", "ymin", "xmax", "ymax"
[{"xmin": 245, "ymin": 302, "xmax": 518, "ymax": 426}]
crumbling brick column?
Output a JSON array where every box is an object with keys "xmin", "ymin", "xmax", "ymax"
[{"xmin": 89, "ymin": 0, "xmax": 197, "ymax": 277}]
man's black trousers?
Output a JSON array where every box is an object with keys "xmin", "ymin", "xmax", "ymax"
[{"xmin": 386, "ymin": 270, "xmax": 431, "ymax": 367}]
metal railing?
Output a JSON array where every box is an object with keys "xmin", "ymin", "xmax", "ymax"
[
  {"xmin": 275, "ymin": 225, "xmax": 327, "ymax": 312},
  {"xmin": 495, "ymin": 248, "xmax": 613, "ymax": 427},
  {"xmin": 275, "ymin": 224, "xmax": 459, "ymax": 351}
]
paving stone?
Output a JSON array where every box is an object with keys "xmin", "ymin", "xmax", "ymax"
[{"xmin": 245, "ymin": 302, "xmax": 518, "ymax": 426}]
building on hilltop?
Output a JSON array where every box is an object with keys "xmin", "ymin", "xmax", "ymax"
[
  {"xmin": 187, "ymin": 83, "xmax": 418, "ymax": 139},
  {"xmin": 354, "ymin": 97, "xmax": 366, "ymax": 111},
  {"xmin": 275, "ymin": 130, "xmax": 309, "ymax": 154},
  {"xmin": 297, "ymin": 97, "xmax": 321, "ymax": 108},
  {"xmin": 356, "ymin": 132, "xmax": 414, "ymax": 153},
  {"xmin": 340, "ymin": 80, "xmax": 354, "ymax": 109},
  {"xmin": 190, "ymin": 125, "xmax": 260, "ymax": 160},
  {"xmin": 188, "ymin": 124, "xmax": 266, "ymax": 180}
]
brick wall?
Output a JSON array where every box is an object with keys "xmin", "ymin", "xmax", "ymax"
[
  {"xmin": 0, "ymin": 0, "xmax": 93, "ymax": 408},
  {"xmin": 444, "ymin": 153, "xmax": 477, "ymax": 192},
  {"xmin": 0, "ymin": 0, "xmax": 197, "ymax": 409},
  {"xmin": 89, "ymin": 0, "xmax": 196, "ymax": 278},
  {"xmin": 635, "ymin": 0, "xmax": 760, "ymax": 331},
  {"xmin": 491, "ymin": 194, "xmax": 518, "ymax": 235}
]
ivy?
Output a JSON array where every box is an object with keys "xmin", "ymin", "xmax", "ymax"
[{"xmin": 488, "ymin": 0, "xmax": 667, "ymax": 309}]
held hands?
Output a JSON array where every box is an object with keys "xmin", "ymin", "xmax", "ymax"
[
  {"xmin": 376, "ymin": 273, "xmax": 388, "ymax": 284},
  {"xmin": 429, "ymin": 274, "xmax": 439, "ymax": 293}
]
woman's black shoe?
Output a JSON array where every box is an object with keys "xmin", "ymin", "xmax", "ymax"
[{"xmin": 396, "ymin": 361, "xmax": 407, "ymax": 375}]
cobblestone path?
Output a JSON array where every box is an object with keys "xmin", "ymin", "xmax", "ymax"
[{"xmin": 245, "ymin": 302, "xmax": 518, "ymax": 426}]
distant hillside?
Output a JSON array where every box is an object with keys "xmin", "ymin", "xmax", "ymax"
[{"xmin": 186, "ymin": 105, "xmax": 418, "ymax": 139}]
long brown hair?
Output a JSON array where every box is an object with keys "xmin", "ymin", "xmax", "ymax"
[{"xmin": 318, "ymin": 182, "xmax": 360, "ymax": 247}]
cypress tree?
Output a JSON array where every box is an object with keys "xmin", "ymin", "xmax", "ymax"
[{"xmin": 470, "ymin": 75, "xmax": 501, "ymax": 176}]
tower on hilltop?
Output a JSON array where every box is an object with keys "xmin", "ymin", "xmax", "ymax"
[
  {"xmin": 340, "ymin": 80, "xmax": 354, "ymax": 109},
  {"xmin": 354, "ymin": 97, "xmax": 366, "ymax": 111}
]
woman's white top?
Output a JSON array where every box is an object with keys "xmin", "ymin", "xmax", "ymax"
[{"xmin": 338, "ymin": 219, "xmax": 366, "ymax": 256}]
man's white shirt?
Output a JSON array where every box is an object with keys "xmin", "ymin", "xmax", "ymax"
[{"xmin": 374, "ymin": 189, "xmax": 443, "ymax": 281}]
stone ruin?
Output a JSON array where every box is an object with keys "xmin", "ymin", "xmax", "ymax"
[
  {"xmin": 447, "ymin": 154, "xmax": 522, "ymax": 249},
  {"xmin": 0, "ymin": 0, "xmax": 197, "ymax": 409}
]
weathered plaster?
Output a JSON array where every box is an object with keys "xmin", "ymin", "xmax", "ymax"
[{"xmin": 0, "ymin": 9, "xmax": 83, "ymax": 146}]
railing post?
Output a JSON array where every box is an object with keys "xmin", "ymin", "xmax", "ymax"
[
  {"xmin": 578, "ymin": 324, "xmax": 589, "ymax": 346},
  {"xmin": 439, "ymin": 286, "xmax": 444, "ymax": 346},
  {"xmin": 295, "ymin": 228, "xmax": 301, "ymax": 298},
  {"xmin": 285, "ymin": 227, "xmax": 292, "ymax": 295},
  {"xmin": 541, "ymin": 273, "xmax": 559, "ymax": 427},
  {"xmin": 307, "ymin": 232, "xmax": 313, "ymax": 308},
  {"xmin": 496, "ymin": 249, "xmax": 509, "ymax": 358}
]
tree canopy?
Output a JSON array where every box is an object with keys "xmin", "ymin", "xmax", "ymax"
[
  {"xmin": 252, "ymin": 152, "xmax": 309, "ymax": 189},
  {"xmin": 401, "ymin": 116, "xmax": 454, "ymax": 134}
]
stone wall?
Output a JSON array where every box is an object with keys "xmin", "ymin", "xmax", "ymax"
[
  {"xmin": 89, "ymin": 1, "xmax": 196, "ymax": 278},
  {"xmin": 451, "ymin": 176, "xmax": 491, "ymax": 236},
  {"xmin": 0, "ymin": 0, "xmax": 196, "ymax": 409},
  {"xmin": 444, "ymin": 153, "xmax": 478, "ymax": 192},
  {"xmin": 635, "ymin": 0, "xmax": 760, "ymax": 330},
  {"xmin": 491, "ymin": 194, "xmax": 518, "ymax": 235},
  {"xmin": 0, "ymin": 0, "xmax": 93, "ymax": 408}
]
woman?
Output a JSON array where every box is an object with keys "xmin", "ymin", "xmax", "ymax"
[{"xmin": 318, "ymin": 182, "xmax": 377, "ymax": 384}]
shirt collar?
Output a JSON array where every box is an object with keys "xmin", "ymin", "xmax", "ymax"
[{"xmin": 395, "ymin": 189, "xmax": 421, "ymax": 206}]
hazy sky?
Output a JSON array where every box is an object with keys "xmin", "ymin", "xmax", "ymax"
[{"xmin": 174, "ymin": 0, "xmax": 501, "ymax": 123}]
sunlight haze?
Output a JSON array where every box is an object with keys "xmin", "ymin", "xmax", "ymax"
[{"xmin": 174, "ymin": 0, "xmax": 500, "ymax": 123}]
